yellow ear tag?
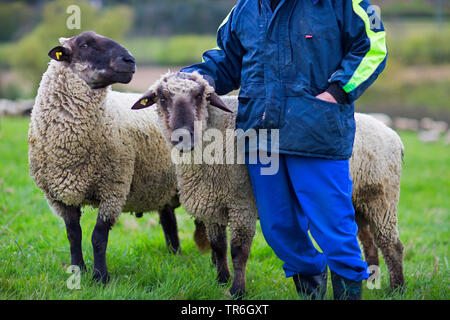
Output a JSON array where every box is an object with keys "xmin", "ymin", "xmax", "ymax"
[
  {"xmin": 56, "ymin": 52, "xmax": 62, "ymax": 60},
  {"xmin": 140, "ymin": 98, "xmax": 148, "ymax": 106}
]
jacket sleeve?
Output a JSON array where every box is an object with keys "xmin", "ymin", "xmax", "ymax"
[
  {"xmin": 329, "ymin": 0, "xmax": 387, "ymax": 103},
  {"xmin": 180, "ymin": 5, "xmax": 244, "ymax": 95}
]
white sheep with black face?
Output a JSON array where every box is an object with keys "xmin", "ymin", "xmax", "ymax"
[
  {"xmin": 133, "ymin": 71, "xmax": 258, "ymax": 298},
  {"xmin": 28, "ymin": 32, "xmax": 207, "ymax": 284},
  {"xmin": 133, "ymin": 71, "xmax": 405, "ymax": 295}
]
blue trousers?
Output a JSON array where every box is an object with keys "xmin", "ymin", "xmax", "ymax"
[{"xmin": 247, "ymin": 154, "xmax": 369, "ymax": 281}]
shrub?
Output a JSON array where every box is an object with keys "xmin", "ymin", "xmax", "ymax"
[
  {"xmin": 392, "ymin": 28, "xmax": 450, "ymax": 65},
  {"xmin": 375, "ymin": 0, "xmax": 450, "ymax": 18},
  {"xmin": 0, "ymin": 2, "xmax": 34, "ymax": 42},
  {"xmin": 154, "ymin": 35, "xmax": 217, "ymax": 66},
  {"xmin": 0, "ymin": 81, "xmax": 27, "ymax": 101}
]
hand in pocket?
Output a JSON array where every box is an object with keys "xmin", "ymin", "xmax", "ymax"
[{"xmin": 315, "ymin": 91, "xmax": 338, "ymax": 104}]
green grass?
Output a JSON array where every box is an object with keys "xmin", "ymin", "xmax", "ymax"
[{"xmin": 0, "ymin": 117, "xmax": 449, "ymax": 300}]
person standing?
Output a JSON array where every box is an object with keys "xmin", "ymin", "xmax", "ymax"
[{"xmin": 181, "ymin": 0, "xmax": 387, "ymax": 300}]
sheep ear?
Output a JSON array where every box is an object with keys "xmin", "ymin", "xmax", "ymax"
[
  {"xmin": 208, "ymin": 92, "xmax": 232, "ymax": 113},
  {"xmin": 59, "ymin": 37, "xmax": 69, "ymax": 45},
  {"xmin": 48, "ymin": 46, "xmax": 72, "ymax": 63},
  {"xmin": 132, "ymin": 92, "xmax": 157, "ymax": 110}
]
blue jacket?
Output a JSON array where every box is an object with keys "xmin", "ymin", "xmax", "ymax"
[{"xmin": 182, "ymin": 0, "xmax": 387, "ymax": 160}]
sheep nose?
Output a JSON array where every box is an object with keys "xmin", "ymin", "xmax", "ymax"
[
  {"xmin": 121, "ymin": 54, "xmax": 135, "ymax": 65},
  {"xmin": 171, "ymin": 127, "xmax": 195, "ymax": 152}
]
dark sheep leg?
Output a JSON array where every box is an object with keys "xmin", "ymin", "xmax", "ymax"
[
  {"xmin": 158, "ymin": 204, "xmax": 180, "ymax": 254},
  {"xmin": 193, "ymin": 219, "xmax": 211, "ymax": 253},
  {"xmin": 207, "ymin": 223, "xmax": 230, "ymax": 284},
  {"xmin": 357, "ymin": 222, "xmax": 380, "ymax": 268},
  {"xmin": 229, "ymin": 239, "xmax": 252, "ymax": 299},
  {"xmin": 92, "ymin": 216, "xmax": 112, "ymax": 284},
  {"xmin": 62, "ymin": 205, "xmax": 86, "ymax": 271},
  {"xmin": 379, "ymin": 238, "xmax": 405, "ymax": 291}
]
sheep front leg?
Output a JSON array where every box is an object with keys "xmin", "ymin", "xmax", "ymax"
[
  {"xmin": 91, "ymin": 215, "xmax": 112, "ymax": 284},
  {"xmin": 228, "ymin": 210, "xmax": 256, "ymax": 299},
  {"xmin": 229, "ymin": 231, "xmax": 253, "ymax": 299},
  {"xmin": 48, "ymin": 198, "xmax": 86, "ymax": 271},
  {"xmin": 206, "ymin": 223, "xmax": 230, "ymax": 284},
  {"xmin": 62, "ymin": 205, "xmax": 86, "ymax": 271},
  {"xmin": 92, "ymin": 170, "xmax": 130, "ymax": 284}
]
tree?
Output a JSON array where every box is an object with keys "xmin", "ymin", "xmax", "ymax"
[{"xmin": 0, "ymin": 2, "xmax": 34, "ymax": 41}]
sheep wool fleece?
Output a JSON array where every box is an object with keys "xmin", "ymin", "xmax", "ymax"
[{"xmin": 29, "ymin": 60, "xmax": 178, "ymax": 225}]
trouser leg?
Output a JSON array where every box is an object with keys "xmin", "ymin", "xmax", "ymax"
[
  {"xmin": 284, "ymin": 155, "xmax": 369, "ymax": 282},
  {"xmin": 246, "ymin": 154, "xmax": 326, "ymax": 277}
]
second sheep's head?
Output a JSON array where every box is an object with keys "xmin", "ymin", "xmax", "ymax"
[
  {"xmin": 48, "ymin": 31, "xmax": 136, "ymax": 89},
  {"xmin": 132, "ymin": 72, "xmax": 232, "ymax": 151}
]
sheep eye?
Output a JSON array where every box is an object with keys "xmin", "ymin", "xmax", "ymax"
[{"xmin": 80, "ymin": 43, "xmax": 88, "ymax": 49}]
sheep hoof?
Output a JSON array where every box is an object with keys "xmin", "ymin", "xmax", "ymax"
[
  {"xmin": 229, "ymin": 287, "xmax": 246, "ymax": 300},
  {"xmin": 390, "ymin": 282, "xmax": 405, "ymax": 294},
  {"xmin": 79, "ymin": 263, "xmax": 87, "ymax": 273},
  {"xmin": 217, "ymin": 272, "xmax": 231, "ymax": 285},
  {"xmin": 92, "ymin": 270, "xmax": 110, "ymax": 285},
  {"xmin": 170, "ymin": 245, "xmax": 181, "ymax": 255}
]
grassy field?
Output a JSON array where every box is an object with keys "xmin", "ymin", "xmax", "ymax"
[{"xmin": 0, "ymin": 116, "xmax": 448, "ymax": 300}]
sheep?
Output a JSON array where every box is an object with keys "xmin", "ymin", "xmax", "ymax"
[
  {"xmin": 367, "ymin": 113, "xmax": 392, "ymax": 128},
  {"xmin": 132, "ymin": 72, "xmax": 258, "ymax": 298},
  {"xmin": 132, "ymin": 71, "xmax": 405, "ymax": 294},
  {"xmin": 28, "ymin": 31, "xmax": 189, "ymax": 284},
  {"xmin": 351, "ymin": 113, "xmax": 405, "ymax": 290}
]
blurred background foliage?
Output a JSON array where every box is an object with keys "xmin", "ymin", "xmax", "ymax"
[{"xmin": 0, "ymin": 0, "xmax": 449, "ymax": 121}]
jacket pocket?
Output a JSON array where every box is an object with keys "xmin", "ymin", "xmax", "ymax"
[
  {"xmin": 237, "ymin": 84, "xmax": 266, "ymax": 131},
  {"xmin": 303, "ymin": 93, "xmax": 346, "ymax": 137}
]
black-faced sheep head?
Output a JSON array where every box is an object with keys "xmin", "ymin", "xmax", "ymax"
[
  {"xmin": 48, "ymin": 31, "xmax": 136, "ymax": 89},
  {"xmin": 131, "ymin": 72, "xmax": 232, "ymax": 151}
]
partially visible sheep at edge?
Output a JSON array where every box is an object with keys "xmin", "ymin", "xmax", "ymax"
[
  {"xmin": 132, "ymin": 71, "xmax": 405, "ymax": 294},
  {"xmin": 351, "ymin": 113, "xmax": 405, "ymax": 290},
  {"xmin": 28, "ymin": 32, "xmax": 198, "ymax": 284}
]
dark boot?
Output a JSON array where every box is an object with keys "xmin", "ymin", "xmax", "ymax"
[
  {"xmin": 330, "ymin": 271, "xmax": 362, "ymax": 300},
  {"xmin": 292, "ymin": 267, "xmax": 328, "ymax": 300}
]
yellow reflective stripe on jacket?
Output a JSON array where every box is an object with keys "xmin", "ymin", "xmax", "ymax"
[{"xmin": 343, "ymin": 0, "xmax": 387, "ymax": 93}]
